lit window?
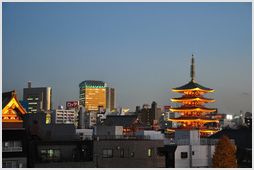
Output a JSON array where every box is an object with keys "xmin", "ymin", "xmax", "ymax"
[
  {"xmin": 148, "ymin": 149, "xmax": 152, "ymax": 157},
  {"xmin": 130, "ymin": 152, "xmax": 134, "ymax": 157}
]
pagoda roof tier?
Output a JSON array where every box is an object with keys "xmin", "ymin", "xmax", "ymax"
[
  {"xmin": 168, "ymin": 116, "xmax": 218, "ymax": 123},
  {"xmin": 171, "ymin": 97, "xmax": 215, "ymax": 103},
  {"xmin": 167, "ymin": 128, "xmax": 220, "ymax": 133},
  {"xmin": 172, "ymin": 81, "xmax": 214, "ymax": 93},
  {"xmin": 170, "ymin": 107, "xmax": 216, "ymax": 113}
]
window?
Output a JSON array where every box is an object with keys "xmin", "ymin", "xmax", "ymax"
[
  {"xmin": 130, "ymin": 152, "xmax": 135, "ymax": 157},
  {"xmin": 192, "ymin": 151, "xmax": 195, "ymax": 155},
  {"xmin": 40, "ymin": 149, "xmax": 60, "ymax": 162},
  {"xmin": 181, "ymin": 152, "xmax": 188, "ymax": 159},
  {"xmin": 2, "ymin": 161, "xmax": 19, "ymax": 168},
  {"xmin": 2, "ymin": 141, "xmax": 22, "ymax": 152},
  {"xmin": 102, "ymin": 149, "xmax": 113, "ymax": 158},
  {"xmin": 120, "ymin": 149, "xmax": 124, "ymax": 158},
  {"xmin": 148, "ymin": 148, "xmax": 152, "ymax": 157}
]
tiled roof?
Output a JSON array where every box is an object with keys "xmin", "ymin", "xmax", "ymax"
[
  {"xmin": 208, "ymin": 129, "xmax": 252, "ymax": 149},
  {"xmin": 2, "ymin": 90, "xmax": 15, "ymax": 109},
  {"xmin": 173, "ymin": 81, "xmax": 213, "ymax": 91},
  {"xmin": 103, "ymin": 115, "xmax": 138, "ymax": 127}
]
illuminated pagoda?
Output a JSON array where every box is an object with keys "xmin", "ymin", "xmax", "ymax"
[{"xmin": 168, "ymin": 54, "xmax": 220, "ymax": 137}]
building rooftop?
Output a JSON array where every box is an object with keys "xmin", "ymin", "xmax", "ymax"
[
  {"xmin": 102, "ymin": 115, "xmax": 138, "ymax": 127},
  {"xmin": 79, "ymin": 80, "xmax": 106, "ymax": 87},
  {"xmin": 208, "ymin": 129, "xmax": 252, "ymax": 149}
]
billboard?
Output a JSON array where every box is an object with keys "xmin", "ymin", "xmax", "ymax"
[{"xmin": 66, "ymin": 101, "xmax": 79, "ymax": 108}]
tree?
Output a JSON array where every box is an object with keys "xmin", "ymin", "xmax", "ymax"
[{"xmin": 212, "ymin": 135, "xmax": 237, "ymax": 168}]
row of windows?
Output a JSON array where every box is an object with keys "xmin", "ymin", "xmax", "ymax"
[
  {"xmin": 40, "ymin": 149, "xmax": 61, "ymax": 162},
  {"xmin": 102, "ymin": 148, "xmax": 152, "ymax": 158}
]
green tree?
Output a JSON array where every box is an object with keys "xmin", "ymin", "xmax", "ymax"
[{"xmin": 212, "ymin": 135, "xmax": 237, "ymax": 168}]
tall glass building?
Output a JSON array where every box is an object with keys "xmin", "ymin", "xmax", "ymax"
[{"xmin": 79, "ymin": 80, "xmax": 106, "ymax": 111}]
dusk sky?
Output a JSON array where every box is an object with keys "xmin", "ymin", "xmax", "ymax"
[{"xmin": 2, "ymin": 2, "xmax": 252, "ymax": 115}]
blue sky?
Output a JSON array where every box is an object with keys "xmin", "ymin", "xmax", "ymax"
[{"xmin": 2, "ymin": 2, "xmax": 252, "ymax": 115}]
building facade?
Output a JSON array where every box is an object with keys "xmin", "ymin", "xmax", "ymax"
[
  {"xmin": 105, "ymin": 87, "xmax": 116, "ymax": 111},
  {"xmin": 51, "ymin": 107, "xmax": 75, "ymax": 124},
  {"xmin": 23, "ymin": 81, "xmax": 52, "ymax": 113},
  {"xmin": 79, "ymin": 80, "xmax": 106, "ymax": 111},
  {"xmin": 2, "ymin": 90, "xmax": 28, "ymax": 168},
  {"xmin": 139, "ymin": 102, "xmax": 162, "ymax": 125}
]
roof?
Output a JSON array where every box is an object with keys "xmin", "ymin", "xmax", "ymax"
[
  {"xmin": 79, "ymin": 80, "xmax": 105, "ymax": 87},
  {"xmin": 169, "ymin": 116, "xmax": 218, "ymax": 122},
  {"xmin": 171, "ymin": 96, "xmax": 214, "ymax": 101},
  {"xmin": 172, "ymin": 81, "xmax": 213, "ymax": 91},
  {"xmin": 170, "ymin": 106, "xmax": 216, "ymax": 112},
  {"xmin": 208, "ymin": 129, "xmax": 252, "ymax": 149},
  {"xmin": 102, "ymin": 115, "xmax": 138, "ymax": 127},
  {"xmin": 2, "ymin": 90, "xmax": 16, "ymax": 109}
]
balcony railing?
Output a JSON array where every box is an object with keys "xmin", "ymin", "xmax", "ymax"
[
  {"xmin": 93, "ymin": 135, "xmax": 150, "ymax": 140},
  {"xmin": 165, "ymin": 138, "xmax": 235, "ymax": 146},
  {"xmin": 2, "ymin": 147, "xmax": 22, "ymax": 152}
]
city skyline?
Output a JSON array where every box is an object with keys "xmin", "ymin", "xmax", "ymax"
[{"xmin": 2, "ymin": 2, "xmax": 252, "ymax": 115}]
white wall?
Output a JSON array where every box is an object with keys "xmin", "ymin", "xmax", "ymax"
[
  {"xmin": 175, "ymin": 145, "xmax": 215, "ymax": 168},
  {"xmin": 95, "ymin": 126, "xmax": 123, "ymax": 136},
  {"xmin": 136, "ymin": 130, "xmax": 164, "ymax": 140}
]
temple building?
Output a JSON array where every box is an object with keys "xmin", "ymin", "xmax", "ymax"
[
  {"xmin": 2, "ymin": 90, "xmax": 27, "ymax": 128},
  {"xmin": 2, "ymin": 90, "xmax": 28, "ymax": 167},
  {"xmin": 168, "ymin": 55, "xmax": 220, "ymax": 137}
]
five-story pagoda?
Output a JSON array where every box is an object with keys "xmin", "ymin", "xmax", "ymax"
[{"xmin": 168, "ymin": 55, "xmax": 220, "ymax": 137}]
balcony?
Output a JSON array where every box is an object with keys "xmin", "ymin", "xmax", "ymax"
[
  {"xmin": 93, "ymin": 135, "xmax": 150, "ymax": 140},
  {"xmin": 164, "ymin": 138, "xmax": 235, "ymax": 146},
  {"xmin": 2, "ymin": 147, "xmax": 22, "ymax": 152}
]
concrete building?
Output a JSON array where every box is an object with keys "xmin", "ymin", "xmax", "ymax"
[
  {"xmin": 75, "ymin": 129, "xmax": 93, "ymax": 140},
  {"xmin": 139, "ymin": 101, "xmax": 162, "ymax": 125},
  {"xmin": 23, "ymin": 113, "xmax": 75, "ymax": 141},
  {"xmin": 23, "ymin": 81, "xmax": 52, "ymax": 113},
  {"xmin": 245, "ymin": 112, "xmax": 252, "ymax": 128},
  {"xmin": 84, "ymin": 111, "xmax": 97, "ymax": 129},
  {"xmin": 51, "ymin": 106, "xmax": 75, "ymax": 124},
  {"xmin": 79, "ymin": 80, "xmax": 106, "ymax": 111},
  {"xmin": 105, "ymin": 87, "xmax": 116, "ymax": 111},
  {"xmin": 93, "ymin": 126, "xmax": 165, "ymax": 168},
  {"xmin": 160, "ymin": 130, "xmax": 235, "ymax": 168}
]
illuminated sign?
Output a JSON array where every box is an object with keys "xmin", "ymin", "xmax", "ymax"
[{"xmin": 66, "ymin": 101, "xmax": 79, "ymax": 108}]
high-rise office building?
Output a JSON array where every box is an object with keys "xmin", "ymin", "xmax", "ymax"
[
  {"xmin": 23, "ymin": 81, "xmax": 52, "ymax": 114},
  {"xmin": 106, "ymin": 87, "xmax": 116, "ymax": 111},
  {"xmin": 79, "ymin": 80, "xmax": 106, "ymax": 111}
]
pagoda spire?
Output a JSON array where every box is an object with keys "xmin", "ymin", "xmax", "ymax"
[{"xmin": 190, "ymin": 54, "xmax": 196, "ymax": 83}]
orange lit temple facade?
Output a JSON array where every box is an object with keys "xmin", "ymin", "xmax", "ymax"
[
  {"xmin": 2, "ymin": 90, "xmax": 27, "ymax": 128},
  {"xmin": 168, "ymin": 55, "xmax": 220, "ymax": 137}
]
